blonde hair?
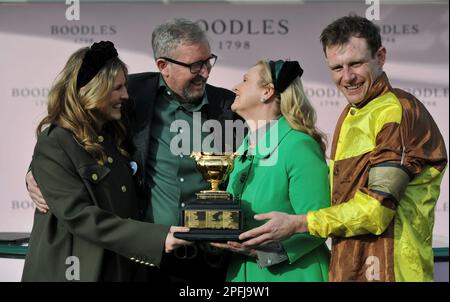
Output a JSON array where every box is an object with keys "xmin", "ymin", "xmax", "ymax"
[
  {"xmin": 37, "ymin": 47, "xmax": 130, "ymax": 164},
  {"xmin": 257, "ymin": 60, "xmax": 327, "ymax": 154}
]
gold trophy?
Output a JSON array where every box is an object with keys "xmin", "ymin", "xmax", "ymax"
[{"xmin": 174, "ymin": 151, "xmax": 243, "ymax": 241}]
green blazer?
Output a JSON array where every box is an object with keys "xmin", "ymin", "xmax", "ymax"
[
  {"xmin": 22, "ymin": 125, "xmax": 170, "ymax": 281},
  {"xmin": 226, "ymin": 116, "xmax": 330, "ymax": 282}
]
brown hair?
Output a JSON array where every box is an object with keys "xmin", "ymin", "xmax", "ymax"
[{"xmin": 320, "ymin": 14, "xmax": 382, "ymax": 58}]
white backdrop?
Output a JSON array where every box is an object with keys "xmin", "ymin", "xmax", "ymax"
[{"xmin": 0, "ymin": 1, "xmax": 448, "ymax": 248}]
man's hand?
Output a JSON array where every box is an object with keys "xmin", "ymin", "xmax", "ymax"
[
  {"xmin": 238, "ymin": 212, "xmax": 308, "ymax": 246},
  {"xmin": 164, "ymin": 226, "xmax": 193, "ymax": 253},
  {"xmin": 209, "ymin": 241, "xmax": 257, "ymax": 258},
  {"xmin": 26, "ymin": 171, "xmax": 49, "ymax": 213}
]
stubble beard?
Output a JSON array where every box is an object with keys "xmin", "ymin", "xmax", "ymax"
[{"xmin": 182, "ymin": 80, "xmax": 207, "ymax": 103}]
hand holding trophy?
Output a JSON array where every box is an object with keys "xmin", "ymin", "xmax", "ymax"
[{"xmin": 174, "ymin": 151, "xmax": 243, "ymax": 241}]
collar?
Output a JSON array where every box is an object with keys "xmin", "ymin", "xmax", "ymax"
[
  {"xmin": 158, "ymin": 75, "xmax": 209, "ymax": 112},
  {"xmin": 237, "ymin": 116, "xmax": 293, "ymax": 159},
  {"xmin": 352, "ymin": 72, "xmax": 392, "ymax": 109}
]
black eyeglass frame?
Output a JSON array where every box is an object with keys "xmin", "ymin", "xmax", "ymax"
[{"xmin": 159, "ymin": 54, "xmax": 218, "ymax": 74}]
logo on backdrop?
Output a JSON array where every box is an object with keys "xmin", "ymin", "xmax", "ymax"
[
  {"xmin": 304, "ymin": 85, "xmax": 447, "ymax": 109},
  {"xmin": 379, "ymin": 24, "xmax": 420, "ymax": 43},
  {"xmin": 11, "ymin": 87, "xmax": 49, "ymax": 107},
  {"xmin": 196, "ymin": 19, "xmax": 289, "ymax": 35},
  {"xmin": 195, "ymin": 19, "xmax": 289, "ymax": 51},
  {"xmin": 403, "ymin": 86, "xmax": 448, "ymax": 108},
  {"xmin": 11, "ymin": 200, "xmax": 36, "ymax": 210},
  {"xmin": 50, "ymin": 25, "xmax": 117, "ymax": 44},
  {"xmin": 304, "ymin": 87, "xmax": 345, "ymax": 108}
]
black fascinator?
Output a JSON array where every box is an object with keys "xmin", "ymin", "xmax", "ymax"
[
  {"xmin": 76, "ymin": 41, "xmax": 118, "ymax": 90},
  {"xmin": 269, "ymin": 60, "xmax": 304, "ymax": 94}
]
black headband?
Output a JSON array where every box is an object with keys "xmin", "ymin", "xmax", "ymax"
[
  {"xmin": 269, "ymin": 60, "xmax": 304, "ymax": 94},
  {"xmin": 76, "ymin": 41, "xmax": 118, "ymax": 90}
]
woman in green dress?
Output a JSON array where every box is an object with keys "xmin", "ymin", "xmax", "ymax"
[{"xmin": 212, "ymin": 60, "xmax": 330, "ymax": 282}]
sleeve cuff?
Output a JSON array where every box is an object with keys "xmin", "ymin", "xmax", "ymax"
[
  {"xmin": 307, "ymin": 210, "xmax": 323, "ymax": 238},
  {"xmin": 255, "ymin": 241, "xmax": 288, "ymax": 268}
]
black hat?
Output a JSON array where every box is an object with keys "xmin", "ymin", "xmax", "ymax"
[
  {"xmin": 269, "ymin": 60, "xmax": 303, "ymax": 94},
  {"xmin": 76, "ymin": 41, "xmax": 118, "ymax": 90}
]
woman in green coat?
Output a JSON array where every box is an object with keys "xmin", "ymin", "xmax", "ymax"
[
  {"xmin": 212, "ymin": 60, "xmax": 330, "ymax": 282},
  {"xmin": 22, "ymin": 41, "xmax": 190, "ymax": 281}
]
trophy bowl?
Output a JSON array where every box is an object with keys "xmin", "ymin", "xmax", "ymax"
[
  {"xmin": 174, "ymin": 151, "xmax": 244, "ymax": 241},
  {"xmin": 191, "ymin": 151, "xmax": 236, "ymax": 200}
]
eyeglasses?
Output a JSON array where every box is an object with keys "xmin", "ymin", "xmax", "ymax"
[{"xmin": 159, "ymin": 54, "xmax": 218, "ymax": 74}]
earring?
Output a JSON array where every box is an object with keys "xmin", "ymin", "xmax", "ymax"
[{"xmin": 260, "ymin": 97, "xmax": 267, "ymax": 103}]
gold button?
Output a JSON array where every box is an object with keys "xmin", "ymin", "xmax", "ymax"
[
  {"xmin": 350, "ymin": 109, "xmax": 356, "ymax": 115},
  {"xmin": 98, "ymin": 136, "xmax": 104, "ymax": 143},
  {"xmin": 107, "ymin": 157, "xmax": 113, "ymax": 164},
  {"xmin": 121, "ymin": 185, "xmax": 127, "ymax": 192},
  {"xmin": 91, "ymin": 173, "xmax": 98, "ymax": 181}
]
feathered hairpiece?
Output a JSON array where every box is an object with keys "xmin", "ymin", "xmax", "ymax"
[
  {"xmin": 269, "ymin": 60, "xmax": 303, "ymax": 94},
  {"xmin": 76, "ymin": 41, "xmax": 118, "ymax": 90}
]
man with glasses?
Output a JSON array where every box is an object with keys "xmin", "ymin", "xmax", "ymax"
[
  {"xmin": 159, "ymin": 54, "xmax": 217, "ymax": 76},
  {"xmin": 27, "ymin": 19, "xmax": 240, "ymax": 282},
  {"xmin": 126, "ymin": 18, "xmax": 239, "ymax": 282}
]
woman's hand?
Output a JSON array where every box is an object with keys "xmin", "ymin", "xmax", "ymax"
[
  {"xmin": 164, "ymin": 226, "xmax": 193, "ymax": 253},
  {"xmin": 209, "ymin": 241, "xmax": 257, "ymax": 258}
]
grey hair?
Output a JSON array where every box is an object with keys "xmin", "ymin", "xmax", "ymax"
[{"xmin": 152, "ymin": 18, "xmax": 210, "ymax": 59}]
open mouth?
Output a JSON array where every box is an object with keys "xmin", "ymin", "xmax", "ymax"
[
  {"xmin": 191, "ymin": 76, "xmax": 206, "ymax": 86},
  {"xmin": 345, "ymin": 83, "xmax": 363, "ymax": 92},
  {"xmin": 112, "ymin": 103, "xmax": 122, "ymax": 109}
]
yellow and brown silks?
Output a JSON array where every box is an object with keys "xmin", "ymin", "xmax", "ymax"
[{"xmin": 307, "ymin": 73, "xmax": 447, "ymax": 282}]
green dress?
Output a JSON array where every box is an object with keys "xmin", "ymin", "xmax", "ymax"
[{"xmin": 226, "ymin": 116, "xmax": 330, "ymax": 282}]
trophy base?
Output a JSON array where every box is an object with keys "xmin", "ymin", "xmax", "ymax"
[
  {"xmin": 173, "ymin": 229, "xmax": 242, "ymax": 242},
  {"xmin": 177, "ymin": 198, "xmax": 243, "ymax": 242}
]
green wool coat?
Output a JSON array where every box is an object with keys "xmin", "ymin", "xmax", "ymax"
[
  {"xmin": 22, "ymin": 125, "xmax": 169, "ymax": 281},
  {"xmin": 226, "ymin": 116, "xmax": 331, "ymax": 282}
]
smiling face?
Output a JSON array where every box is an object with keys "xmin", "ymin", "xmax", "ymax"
[
  {"xmin": 96, "ymin": 69, "xmax": 128, "ymax": 124},
  {"xmin": 231, "ymin": 64, "xmax": 268, "ymax": 118},
  {"xmin": 157, "ymin": 42, "xmax": 212, "ymax": 102},
  {"xmin": 325, "ymin": 36, "xmax": 386, "ymax": 105}
]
